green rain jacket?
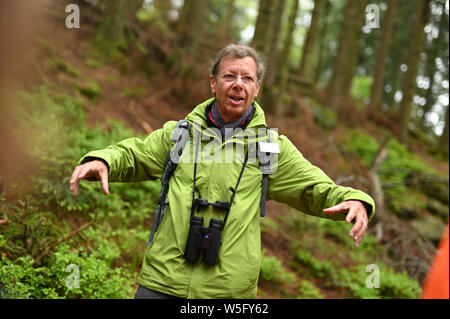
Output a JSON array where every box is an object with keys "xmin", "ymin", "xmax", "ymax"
[{"xmin": 80, "ymin": 98, "xmax": 375, "ymax": 298}]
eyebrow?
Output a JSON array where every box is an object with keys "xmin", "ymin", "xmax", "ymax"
[{"xmin": 223, "ymin": 71, "xmax": 255, "ymax": 77}]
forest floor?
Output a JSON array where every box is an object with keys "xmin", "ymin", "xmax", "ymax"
[{"xmin": 23, "ymin": 7, "xmax": 449, "ymax": 299}]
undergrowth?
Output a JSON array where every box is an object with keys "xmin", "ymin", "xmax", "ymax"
[
  {"xmin": 0, "ymin": 87, "xmax": 160, "ymax": 299},
  {"xmin": 283, "ymin": 210, "xmax": 422, "ymax": 299},
  {"xmin": 0, "ymin": 88, "xmax": 438, "ymax": 299},
  {"xmin": 342, "ymin": 128, "xmax": 448, "ymax": 219}
]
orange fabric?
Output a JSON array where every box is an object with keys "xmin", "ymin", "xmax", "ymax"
[{"xmin": 421, "ymin": 223, "xmax": 449, "ymax": 299}]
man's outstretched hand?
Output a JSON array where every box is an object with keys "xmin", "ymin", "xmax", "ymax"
[
  {"xmin": 323, "ymin": 200, "xmax": 368, "ymax": 247},
  {"xmin": 69, "ymin": 160, "xmax": 109, "ymax": 196}
]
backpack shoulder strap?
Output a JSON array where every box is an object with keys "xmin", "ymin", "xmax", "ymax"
[
  {"xmin": 147, "ymin": 119, "xmax": 191, "ymax": 245},
  {"xmin": 257, "ymin": 126, "xmax": 279, "ymax": 217}
]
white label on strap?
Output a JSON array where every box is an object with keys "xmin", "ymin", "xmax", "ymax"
[{"xmin": 259, "ymin": 142, "xmax": 280, "ymax": 154}]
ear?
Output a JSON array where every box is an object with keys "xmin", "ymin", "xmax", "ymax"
[
  {"xmin": 254, "ymin": 80, "xmax": 261, "ymax": 99},
  {"xmin": 209, "ymin": 75, "xmax": 216, "ymax": 95}
]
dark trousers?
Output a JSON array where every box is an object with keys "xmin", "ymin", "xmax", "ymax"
[{"xmin": 134, "ymin": 285, "xmax": 181, "ymax": 299}]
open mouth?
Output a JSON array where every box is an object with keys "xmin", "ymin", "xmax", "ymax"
[{"xmin": 229, "ymin": 96, "xmax": 244, "ymax": 102}]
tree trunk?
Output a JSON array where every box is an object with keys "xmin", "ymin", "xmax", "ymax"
[
  {"xmin": 251, "ymin": 0, "xmax": 274, "ymax": 56},
  {"xmin": 299, "ymin": 0, "xmax": 323, "ymax": 80},
  {"xmin": 178, "ymin": 0, "xmax": 210, "ymax": 46},
  {"xmin": 327, "ymin": 0, "xmax": 367, "ymax": 113},
  {"xmin": 421, "ymin": 0, "xmax": 447, "ymax": 127},
  {"xmin": 260, "ymin": 0, "xmax": 286, "ymax": 114},
  {"xmin": 380, "ymin": 0, "xmax": 417, "ymax": 111},
  {"xmin": 314, "ymin": 0, "xmax": 330, "ymax": 84},
  {"xmin": 222, "ymin": 0, "xmax": 236, "ymax": 42},
  {"xmin": 277, "ymin": 0, "xmax": 300, "ymax": 116},
  {"xmin": 398, "ymin": 0, "xmax": 432, "ymax": 143},
  {"xmin": 154, "ymin": 0, "xmax": 172, "ymax": 20},
  {"xmin": 367, "ymin": 0, "xmax": 398, "ymax": 115},
  {"xmin": 439, "ymin": 104, "xmax": 449, "ymax": 154},
  {"xmin": 96, "ymin": 0, "xmax": 129, "ymax": 53},
  {"xmin": 421, "ymin": 56, "xmax": 437, "ymax": 127}
]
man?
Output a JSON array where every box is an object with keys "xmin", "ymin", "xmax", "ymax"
[{"xmin": 70, "ymin": 44, "xmax": 375, "ymax": 299}]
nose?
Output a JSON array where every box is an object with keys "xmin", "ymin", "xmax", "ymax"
[{"xmin": 233, "ymin": 75, "xmax": 244, "ymax": 89}]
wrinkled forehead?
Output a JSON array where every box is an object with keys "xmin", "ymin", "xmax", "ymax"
[{"xmin": 218, "ymin": 56, "xmax": 258, "ymax": 75}]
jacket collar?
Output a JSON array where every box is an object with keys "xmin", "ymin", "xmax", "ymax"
[{"xmin": 185, "ymin": 97, "xmax": 267, "ymax": 130}]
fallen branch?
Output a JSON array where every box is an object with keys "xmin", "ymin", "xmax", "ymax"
[
  {"xmin": 129, "ymin": 101, "xmax": 154, "ymax": 134},
  {"xmin": 368, "ymin": 137, "xmax": 390, "ymax": 241},
  {"xmin": 335, "ymin": 175, "xmax": 370, "ymax": 188},
  {"xmin": 35, "ymin": 221, "xmax": 93, "ymax": 262}
]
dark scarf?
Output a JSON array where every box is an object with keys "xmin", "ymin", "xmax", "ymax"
[{"xmin": 205, "ymin": 101, "xmax": 255, "ymax": 140}]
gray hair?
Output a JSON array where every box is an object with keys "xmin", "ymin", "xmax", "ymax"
[{"xmin": 211, "ymin": 44, "xmax": 265, "ymax": 82}]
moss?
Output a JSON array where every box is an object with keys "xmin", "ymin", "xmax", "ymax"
[
  {"xmin": 297, "ymin": 279, "xmax": 325, "ymax": 299},
  {"xmin": 85, "ymin": 58, "xmax": 102, "ymax": 69},
  {"xmin": 294, "ymin": 250, "xmax": 333, "ymax": 278},
  {"xmin": 75, "ymin": 80, "xmax": 102, "ymax": 100},
  {"xmin": 411, "ymin": 214, "xmax": 446, "ymax": 243},
  {"xmin": 48, "ymin": 57, "xmax": 80, "ymax": 78},
  {"xmin": 121, "ymin": 86, "xmax": 144, "ymax": 99},
  {"xmin": 304, "ymin": 97, "xmax": 337, "ymax": 130},
  {"xmin": 260, "ymin": 251, "xmax": 295, "ymax": 284}
]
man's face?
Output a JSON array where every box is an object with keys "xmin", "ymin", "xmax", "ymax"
[{"xmin": 210, "ymin": 56, "xmax": 261, "ymax": 123}]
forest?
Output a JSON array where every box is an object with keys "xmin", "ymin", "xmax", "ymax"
[{"xmin": 0, "ymin": 0, "xmax": 448, "ymax": 299}]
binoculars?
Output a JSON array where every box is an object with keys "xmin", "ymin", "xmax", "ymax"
[{"xmin": 184, "ymin": 216, "xmax": 223, "ymax": 266}]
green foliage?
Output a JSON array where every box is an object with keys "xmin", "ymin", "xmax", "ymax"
[
  {"xmin": 90, "ymin": 0, "xmax": 133, "ymax": 60},
  {"xmin": 377, "ymin": 267, "xmax": 422, "ymax": 299},
  {"xmin": 0, "ymin": 234, "xmax": 6, "ymax": 249},
  {"xmin": 380, "ymin": 139, "xmax": 439, "ymax": 216},
  {"xmin": 48, "ymin": 57, "xmax": 81, "ymax": 78},
  {"xmin": 85, "ymin": 58, "xmax": 103, "ymax": 69},
  {"xmin": 259, "ymin": 251, "xmax": 295, "ymax": 284},
  {"xmin": 294, "ymin": 250, "xmax": 333, "ymax": 278},
  {"xmin": 75, "ymin": 79, "xmax": 102, "ymax": 100},
  {"xmin": 137, "ymin": 43, "xmax": 149, "ymax": 55},
  {"xmin": 304, "ymin": 97, "xmax": 337, "ymax": 130},
  {"xmin": 121, "ymin": 86, "xmax": 145, "ymax": 99},
  {"xmin": 350, "ymin": 76, "xmax": 372, "ymax": 102},
  {"xmin": 343, "ymin": 128, "xmax": 380, "ymax": 167},
  {"xmin": 1, "ymin": 87, "xmax": 159, "ymax": 299},
  {"xmin": 136, "ymin": 8, "xmax": 168, "ymax": 32},
  {"xmin": 411, "ymin": 214, "xmax": 447, "ymax": 242},
  {"xmin": 342, "ymin": 129, "xmax": 443, "ymax": 217},
  {"xmin": 333, "ymin": 265, "xmax": 421, "ymax": 299},
  {"xmin": 342, "ymin": 128, "xmax": 437, "ymax": 179},
  {"xmin": 381, "ymin": 138, "xmax": 437, "ymax": 183},
  {"xmin": 0, "ymin": 242, "xmax": 134, "ymax": 299},
  {"xmin": 286, "ymin": 209, "xmax": 421, "ymax": 299},
  {"xmin": 297, "ymin": 279, "xmax": 324, "ymax": 299}
]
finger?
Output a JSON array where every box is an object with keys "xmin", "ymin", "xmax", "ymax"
[
  {"xmin": 323, "ymin": 202, "xmax": 349, "ymax": 215},
  {"xmin": 348, "ymin": 208, "xmax": 365, "ymax": 231},
  {"xmin": 351, "ymin": 214, "xmax": 367, "ymax": 235},
  {"xmin": 354, "ymin": 228, "xmax": 366, "ymax": 247},
  {"xmin": 69, "ymin": 166, "xmax": 82, "ymax": 196},
  {"xmin": 351, "ymin": 216, "xmax": 368, "ymax": 246},
  {"xmin": 355, "ymin": 236, "xmax": 363, "ymax": 247},
  {"xmin": 345, "ymin": 209, "xmax": 356, "ymax": 224},
  {"xmin": 70, "ymin": 165, "xmax": 93, "ymax": 196},
  {"xmin": 98, "ymin": 168, "xmax": 109, "ymax": 195},
  {"xmin": 354, "ymin": 219, "xmax": 368, "ymax": 243}
]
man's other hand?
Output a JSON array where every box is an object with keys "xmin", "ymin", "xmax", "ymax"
[
  {"xmin": 323, "ymin": 200, "xmax": 368, "ymax": 247},
  {"xmin": 69, "ymin": 160, "xmax": 109, "ymax": 196}
]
